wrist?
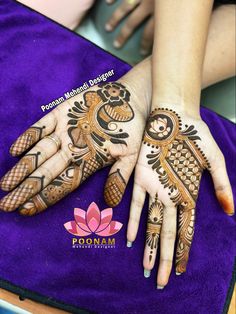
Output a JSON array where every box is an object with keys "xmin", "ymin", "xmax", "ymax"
[
  {"xmin": 119, "ymin": 57, "xmax": 152, "ymax": 118},
  {"xmin": 151, "ymin": 97, "xmax": 201, "ymax": 120}
]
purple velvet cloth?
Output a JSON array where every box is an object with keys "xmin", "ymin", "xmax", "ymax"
[{"xmin": 0, "ymin": 1, "xmax": 235, "ymax": 313}]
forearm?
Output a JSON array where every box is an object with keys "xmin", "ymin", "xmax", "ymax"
[
  {"xmin": 118, "ymin": 3, "xmax": 235, "ymax": 114},
  {"xmin": 152, "ymin": 0, "xmax": 214, "ymax": 116},
  {"xmin": 202, "ymin": 5, "xmax": 236, "ymax": 88}
]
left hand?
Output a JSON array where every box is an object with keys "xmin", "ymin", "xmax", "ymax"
[
  {"xmin": 105, "ymin": 0, "xmax": 154, "ymax": 55},
  {"xmin": 0, "ymin": 80, "xmax": 148, "ymax": 215},
  {"xmin": 126, "ymin": 105, "xmax": 234, "ymax": 288}
]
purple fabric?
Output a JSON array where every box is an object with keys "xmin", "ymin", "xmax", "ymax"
[{"xmin": 0, "ymin": 1, "xmax": 235, "ymax": 313}]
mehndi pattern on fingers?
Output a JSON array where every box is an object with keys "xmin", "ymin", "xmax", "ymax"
[
  {"xmin": 176, "ymin": 207, "xmax": 195, "ymax": 273},
  {"xmin": 146, "ymin": 194, "xmax": 163, "ymax": 263},
  {"xmin": 0, "ymin": 176, "xmax": 45, "ymax": 212},
  {"xmin": 104, "ymin": 168, "xmax": 126, "ymax": 207},
  {"xmin": 0, "ymin": 152, "xmax": 41, "ymax": 191},
  {"xmin": 10, "ymin": 126, "xmax": 45, "ymax": 156},
  {"xmin": 19, "ymin": 157, "xmax": 106, "ymax": 216}
]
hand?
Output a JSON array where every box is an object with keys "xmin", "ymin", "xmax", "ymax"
[
  {"xmin": 105, "ymin": 0, "xmax": 154, "ymax": 55},
  {"xmin": 127, "ymin": 105, "xmax": 234, "ymax": 288},
  {"xmin": 0, "ymin": 81, "xmax": 148, "ymax": 215}
]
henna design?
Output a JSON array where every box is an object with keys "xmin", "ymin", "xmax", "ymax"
[
  {"xmin": 3, "ymin": 83, "xmax": 134, "ymax": 214},
  {"xmin": 144, "ymin": 108, "xmax": 210, "ymax": 272},
  {"xmin": 176, "ymin": 208, "xmax": 195, "ymax": 273},
  {"xmin": 19, "ymin": 157, "xmax": 103, "ymax": 216},
  {"xmin": 10, "ymin": 126, "xmax": 45, "ymax": 156},
  {"xmin": 104, "ymin": 169, "xmax": 126, "ymax": 207},
  {"xmin": 0, "ymin": 176, "xmax": 44, "ymax": 212},
  {"xmin": 144, "ymin": 108, "xmax": 210, "ymax": 210},
  {"xmin": 67, "ymin": 82, "xmax": 134, "ymax": 166},
  {"xmin": 146, "ymin": 194, "xmax": 163, "ymax": 263},
  {"xmin": 0, "ymin": 152, "xmax": 41, "ymax": 191}
]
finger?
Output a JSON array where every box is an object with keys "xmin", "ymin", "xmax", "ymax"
[
  {"xmin": 105, "ymin": 0, "xmax": 138, "ymax": 32},
  {"xmin": 175, "ymin": 208, "xmax": 195, "ymax": 274},
  {"xmin": 9, "ymin": 111, "xmax": 57, "ymax": 157},
  {"xmin": 104, "ymin": 154, "xmax": 137, "ymax": 207},
  {"xmin": 140, "ymin": 17, "xmax": 154, "ymax": 56},
  {"xmin": 0, "ymin": 150, "xmax": 69, "ymax": 212},
  {"xmin": 127, "ymin": 180, "xmax": 146, "ymax": 247},
  {"xmin": 114, "ymin": 6, "xmax": 150, "ymax": 48},
  {"xmin": 19, "ymin": 156, "xmax": 100, "ymax": 216},
  {"xmin": 143, "ymin": 194, "xmax": 164, "ymax": 278},
  {"xmin": 157, "ymin": 206, "xmax": 177, "ymax": 289},
  {"xmin": 0, "ymin": 133, "xmax": 61, "ymax": 191},
  {"xmin": 209, "ymin": 153, "xmax": 234, "ymax": 215}
]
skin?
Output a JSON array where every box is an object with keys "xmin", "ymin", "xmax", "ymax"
[
  {"xmin": 0, "ymin": 2, "xmax": 235, "ymax": 289},
  {"xmin": 126, "ymin": 1, "xmax": 235, "ymax": 289},
  {"xmin": 0, "ymin": 59, "xmax": 151, "ymax": 214}
]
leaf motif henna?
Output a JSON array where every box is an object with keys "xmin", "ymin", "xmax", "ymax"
[
  {"xmin": 104, "ymin": 168, "xmax": 126, "ymax": 207},
  {"xmin": 146, "ymin": 194, "xmax": 164, "ymax": 263}
]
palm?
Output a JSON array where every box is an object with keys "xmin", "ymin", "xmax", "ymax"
[{"xmin": 0, "ymin": 82, "xmax": 146, "ymax": 215}]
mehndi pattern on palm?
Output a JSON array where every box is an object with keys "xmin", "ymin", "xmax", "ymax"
[
  {"xmin": 144, "ymin": 108, "xmax": 210, "ymax": 273},
  {"xmin": 0, "ymin": 82, "xmax": 135, "ymax": 214}
]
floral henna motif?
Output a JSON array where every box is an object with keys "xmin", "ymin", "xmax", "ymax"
[
  {"xmin": 146, "ymin": 194, "xmax": 163, "ymax": 263},
  {"xmin": 67, "ymin": 82, "xmax": 134, "ymax": 166},
  {"xmin": 0, "ymin": 152, "xmax": 41, "ymax": 191},
  {"xmin": 10, "ymin": 126, "xmax": 45, "ymax": 156},
  {"xmin": 144, "ymin": 108, "xmax": 210, "ymax": 272},
  {"xmin": 104, "ymin": 169, "xmax": 126, "ymax": 207}
]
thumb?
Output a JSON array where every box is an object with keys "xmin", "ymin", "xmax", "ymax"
[
  {"xmin": 104, "ymin": 154, "xmax": 137, "ymax": 207},
  {"xmin": 209, "ymin": 151, "xmax": 234, "ymax": 216}
]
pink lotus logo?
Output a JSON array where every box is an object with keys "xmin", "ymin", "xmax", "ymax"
[{"xmin": 64, "ymin": 202, "xmax": 123, "ymax": 237}]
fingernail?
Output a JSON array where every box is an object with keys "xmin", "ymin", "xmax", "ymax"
[
  {"xmin": 105, "ymin": 24, "xmax": 113, "ymax": 32},
  {"xmin": 126, "ymin": 240, "xmax": 132, "ymax": 248},
  {"xmin": 157, "ymin": 285, "xmax": 164, "ymax": 290},
  {"xmin": 113, "ymin": 40, "xmax": 121, "ymax": 49},
  {"xmin": 106, "ymin": 0, "xmax": 113, "ymax": 3},
  {"xmin": 140, "ymin": 49, "xmax": 148, "ymax": 56},
  {"xmin": 144, "ymin": 269, "xmax": 151, "ymax": 278},
  {"xmin": 176, "ymin": 272, "xmax": 182, "ymax": 276}
]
